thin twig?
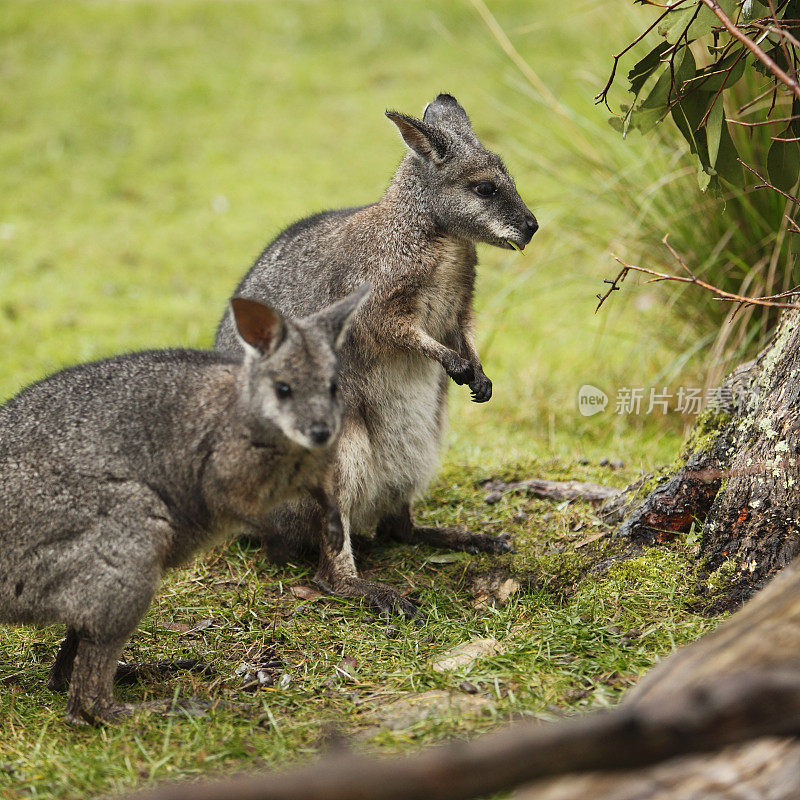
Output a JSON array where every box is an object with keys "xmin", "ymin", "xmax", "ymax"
[
  {"xmin": 739, "ymin": 158, "xmax": 800, "ymax": 206},
  {"xmin": 595, "ymin": 268, "xmax": 630, "ymax": 313},
  {"xmin": 594, "ymin": 1, "xmax": 690, "ymax": 109},
  {"xmin": 737, "ymin": 81, "xmax": 787, "ymax": 114},
  {"xmin": 728, "ymin": 114, "xmax": 800, "ymax": 126},
  {"xmin": 607, "ymin": 251, "xmax": 800, "ymax": 310}
]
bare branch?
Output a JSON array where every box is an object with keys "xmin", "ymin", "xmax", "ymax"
[
  {"xmin": 739, "ymin": 158, "xmax": 800, "ymax": 207},
  {"xmin": 597, "ymin": 235, "xmax": 800, "ymax": 314},
  {"xmin": 700, "ymin": 0, "xmax": 800, "ymax": 102},
  {"xmin": 608, "ymin": 252, "xmax": 800, "ymax": 311}
]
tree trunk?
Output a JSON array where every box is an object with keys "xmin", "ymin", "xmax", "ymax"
[{"xmin": 604, "ymin": 309, "xmax": 800, "ymax": 607}]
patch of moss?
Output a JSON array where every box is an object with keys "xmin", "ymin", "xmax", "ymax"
[{"xmin": 677, "ymin": 407, "xmax": 732, "ymax": 462}]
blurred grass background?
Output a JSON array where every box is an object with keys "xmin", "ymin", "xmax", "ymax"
[
  {"xmin": 0, "ymin": 2, "xmax": 764, "ymax": 797},
  {"xmin": 0, "ymin": 0, "xmax": 744, "ymax": 472}
]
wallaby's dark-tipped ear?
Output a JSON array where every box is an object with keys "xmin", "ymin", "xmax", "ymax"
[
  {"xmin": 231, "ymin": 296, "xmax": 285, "ymax": 356},
  {"xmin": 423, "ymin": 93, "xmax": 475, "ymax": 137},
  {"xmin": 385, "ymin": 111, "xmax": 449, "ymax": 163},
  {"xmin": 318, "ymin": 283, "xmax": 371, "ymax": 350}
]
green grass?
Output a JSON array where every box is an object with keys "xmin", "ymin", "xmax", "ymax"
[
  {"xmin": 0, "ymin": 2, "xmax": 731, "ymax": 797},
  {"xmin": 0, "ymin": 461, "xmax": 717, "ymax": 799}
]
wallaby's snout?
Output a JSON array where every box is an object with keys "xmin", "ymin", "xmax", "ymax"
[{"xmin": 309, "ymin": 422, "xmax": 332, "ymax": 446}]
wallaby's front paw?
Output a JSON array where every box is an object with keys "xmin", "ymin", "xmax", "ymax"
[
  {"xmin": 442, "ymin": 353, "xmax": 475, "ymax": 386},
  {"xmin": 469, "ymin": 374, "xmax": 492, "ymax": 403}
]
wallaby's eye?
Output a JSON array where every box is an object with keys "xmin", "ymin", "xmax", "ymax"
[
  {"xmin": 473, "ymin": 181, "xmax": 497, "ymax": 198},
  {"xmin": 330, "ymin": 380, "xmax": 339, "ymax": 397},
  {"xmin": 275, "ymin": 382, "xmax": 292, "ymax": 400}
]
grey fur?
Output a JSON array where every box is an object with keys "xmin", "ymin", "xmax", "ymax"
[
  {"xmin": 214, "ymin": 94, "xmax": 537, "ymax": 615},
  {"xmin": 0, "ymin": 287, "xmax": 367, "ymax": 724}
]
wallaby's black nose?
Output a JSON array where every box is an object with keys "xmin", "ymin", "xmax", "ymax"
[
  {"xmin": 523, "ymin": 215, "xmax": 539, "ymax": 242},
  {"xmin": 309, "ymin": 424, "xmax": 331, "ymax": 446}
]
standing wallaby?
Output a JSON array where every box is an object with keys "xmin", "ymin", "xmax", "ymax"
[
  {"xmin": 215, "ymin": 94, "xmax": 537, "ymax": 618},
  {"xmin": 0, "ymin": 286, "xmax": 367, "ymax": 725}
]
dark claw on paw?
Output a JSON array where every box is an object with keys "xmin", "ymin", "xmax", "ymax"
[{"xmin": 469, "ymin": 376, "xmax": 492, "ymax": 403}]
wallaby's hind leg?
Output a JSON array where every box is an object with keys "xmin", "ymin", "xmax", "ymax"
[
  {"xmin": 65, "ymin": 636, "xmax": 128, "ymax": 726},
  {"xmin": 314, "ymin": 513, "xmax": 418, "ymax": 620},
  {"xmin": 377, "ymin": 505, "xmax": 512, "ymax": 554},
  {"xmin": 48, "ymin": 628, "xmax": 79, "ymax": 692}
]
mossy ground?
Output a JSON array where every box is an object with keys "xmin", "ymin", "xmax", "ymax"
[
  {"xmin": 1, "ymin": 2, "xmax": 731, "ymax": 797},
  {"xmin": 0, "ymin": 459, "xmax": 717, "ymax": 799}
]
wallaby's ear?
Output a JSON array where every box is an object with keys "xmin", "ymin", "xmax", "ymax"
[
  {"xmin": 230, "ymin": 296, "xmax": 285, "ymax": 357},
  {"xmin": 318, "ymin": 283, "xmax": 371, "ymax": 350},
  {"xmin": 385, "ymin": 111, "xmax": 449, "ymax": 163},
  {"xmin": 422, "ymin": 93, "xmax": 473, "ymax": 136}
]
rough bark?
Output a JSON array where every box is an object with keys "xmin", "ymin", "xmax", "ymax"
[
  {"xmin": 700, "ymin": 312, "xmax": 800, "ymax": 600},
  {"xmin": 605, "ymin": 315, "xmax": 800, "ymax": 605}
]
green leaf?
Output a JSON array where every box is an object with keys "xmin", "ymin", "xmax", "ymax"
[
  {"xmin": 662, "ymin": 0, "xmax": 739, "ymax": 44},
  {"xmin": 627, "ymin": 42, "xmax": 670, "ymax": 95},
  {"xmin": 767, "ymin": 130, "xmax": 800, "ymax": 193},
  {"xmin": 629, "ymin": 106, "xmax": 665, "ymax": 134},
  {"xmin": 641, "ymin": 45, "xmax": 696, "ymax": 110},
  {"xmin": 608, "ymin": 116, "xmax": 624, "ymax": 133},
  {"xmin": 706, "ymin": 97, "xmax": 724, "ymax": 168},
  {"xmin": 742, "ymin": 1, "xmax": 771, "ymax": 21},
  {"xmin": 714, "ymin": 115, "xmax": 743, "ymax": 186}
]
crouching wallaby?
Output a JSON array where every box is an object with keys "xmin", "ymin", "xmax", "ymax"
[
  {"xmin": 215, "ymin": 94, "xmax": 538, "ymax": 618},
  {"xmin": 0, "ymin": 286, "xmax": 367, "ymax": 725}
]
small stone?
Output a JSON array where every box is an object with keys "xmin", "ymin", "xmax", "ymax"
[
  {"xmin": 610, "ymin": 459, "xmax": 625, "ymax": 469},
  {"xmin": 458, "ymin": 681, "xmax": 479, "ymax": 694},
  {"xmin": 579, "ymin": 458, "xmax": 590, "ymax": 466},
  {"xmin": 432, "ymin": 638, "xmax": 502, "ymax": 672},
  {"xmin": 279, "ymin": 673, "xmax": 292, "ymax": 690},
  {"xmin": 484, "ymin": 490, "xmax": 503, "ymax": 504},
  {"xmin": 257, "ymin": 670, "xmax": 274, "ymax": 687},
  {"xmin": 599, "ymin": 457, "xmax": 610, "ymax": 467}
]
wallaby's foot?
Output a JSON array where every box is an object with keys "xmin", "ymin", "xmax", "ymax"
[
  {"xmin": 48, "ymin": 628, "xmax": 79, "ymax": 693},
  {"xmin": 442, "ymin": 352, "xmax": 475, "ymax": 386},
  {"xmin": 376, "ymin": 506, "xmax": 514, "ymax": 554},
  {"xmin": 413, "ymin": 525, "xmax": 512, "ymax": 554},
  {"xmin": 315, "ymin": 574, "xmax": 418, "ymax": 620},
  {"xmin": 377, "ymin": 507, "xmax": 512, "ymax": 554},
  {"xmin": 469, "ymin": 373, "xmax": 492, "ymax": 403}
]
